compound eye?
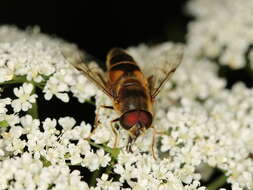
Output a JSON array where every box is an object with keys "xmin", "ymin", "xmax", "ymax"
[{"xmin": 120, "ymin": 110, "xmax": 153, "ymax": 130}]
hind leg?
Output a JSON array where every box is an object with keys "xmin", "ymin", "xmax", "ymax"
[
  {"xmin": 110, "ymin": 118, "xmax": 120, "ymax": 148},
  {"xmin": 150, "ymin": 126, "xmax": 167, "ymax": 160}
]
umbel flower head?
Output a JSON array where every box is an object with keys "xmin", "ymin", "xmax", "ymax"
[
  {"xmin": 0, "ymin": 22, "xmax": 253, "ymax": 190},
  {"xmin": 186, "ymin": 0, "xmax": 253, "ymax": 70}
]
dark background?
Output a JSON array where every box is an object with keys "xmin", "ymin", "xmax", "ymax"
[{"xmin": 0, "ymin": 1, "xmax": 190, "ymax": 59}]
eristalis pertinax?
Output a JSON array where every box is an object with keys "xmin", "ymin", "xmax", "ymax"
[{"xmin": 68, "ymin": 44, "xmax": 184, "ymax": 158}]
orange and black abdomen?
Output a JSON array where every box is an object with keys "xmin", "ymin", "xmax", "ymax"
[
  {"xmin": 106, "ymin": 48, "xmax": 141, "ymax": 85},
  {"xmin": 106, "ymin": 48, "xmax": 153, "ymax": 132},
  {"xmin": 107, "ymin": 48, "xmax": 135, "ymax": 67},
  {"xmin": 106, "ymin": 48, "xmax": 149, "ymax": 99}
]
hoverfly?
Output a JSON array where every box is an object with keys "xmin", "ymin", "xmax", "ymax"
[{"xmin": 69, "ymin": 44, "xmax": 184, "ymax": 155}]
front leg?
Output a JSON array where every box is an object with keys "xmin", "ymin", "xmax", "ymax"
[
  {"xmin": 110, "ymin": 117, "xmax": 120, "ymax": 148},
  {"xmin": 150, "ymin": 125, "xmax": 168, "ymax": 160}
]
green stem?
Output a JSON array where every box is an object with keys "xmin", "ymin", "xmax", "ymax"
[
  {"xmin": 88, "ymin": 140, "xmax": 120, "ymax": 161},
  {"xmin": 89, "ymin": 169, "xmax": 101, "ymax": 187},
  {"xmin": 0, "ymin": 76, "xmax": 27, "ymax": 85},
  {"xmin": 27, "ymin": 86, "xmax": 39, "ymax": 119},
  {"xmin": 207, "ymin": 174, "xmax": 227, "ymax": 190},
  {"xmin": 0, "ymin": 76, "xmax": 45, "ymax": 90}
]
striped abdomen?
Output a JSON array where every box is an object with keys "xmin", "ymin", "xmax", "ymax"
[{"xmin": 106, "ymin": 48, "xmax": 153, "ymax": 134}]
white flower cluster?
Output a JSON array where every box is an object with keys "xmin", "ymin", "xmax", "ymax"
[
  {"xmin": 0, "ymin": 25, "xmax": 97, "ymax": 102},
  {"xmin": 186, "ymin": 0, "xmax": 253, "ymax": 69},
  {"xmin": 0, "ymin": 114, "xmax": 112, "ymax": 189},
  {"xmin": 0, "ymin": 22, "xmax": 253, "ymax": 190},
  {"xmin": 0, "ymin": 153, "xmax": 89, "ymax": 190}
]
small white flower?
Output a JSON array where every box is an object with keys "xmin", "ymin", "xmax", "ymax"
[
  {"xmin": 20, "ymin": 114, "xmax": 40, "ymax": 134},
  {"xmin": 77, "ymin": 139, "xmax": 91, "ymax": 154},
  {"xmin": 42, "ymin": 117, "xmax": 57, "ymax": 131},
  {"xmin": 71, "ymin": 74, "xmax": 97, "ymax": 102},
  {"xmin": 58, "ymin": 116, "xmax": 76, "ymax": 131},
  {"xmin": 70, "ymin": 121, "xmax": 91, "ymax": 140},
  {"xmin": 96, "ymin": 149, "xmax": 111, "ymax": 167},
  {"xmin": 0, "ymin": 67, "xmax": 13, "ymax": 82},
  {"xmin": 96, "ymin": 174, "xmax": 122, "ymax": 190},
  {"xmin": 43, "ymin": 76, "xmax": 69, "ymax": 102},
  {"xmin": 91, "ymin": 125, "xmax": 113, "ymax": 145},
  {"xmin": 82, "ymin": 151, "xmax": 100, "ymax": 171},
  {"xmin": 0, "ymin": 113, "xmax": 20, "ymax": 127},
  {"xmin": 68, "ymin": 170, "xmax": 90, "ymax": 190},
  {"xmin": 11, "ymin": 83, "xmax": 37, "ymax": 112},
  {"xmin": 26, "ymin": 63, "xmax": 55, "ymax": 82},
  {"xmin": 0, "ymin": 98, "xmax": 11, "ymax": 114}
]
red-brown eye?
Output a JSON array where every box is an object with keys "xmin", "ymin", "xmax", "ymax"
[{"xmin": 120, "ymin": 110, "xmax": 153, "ymax": 130}]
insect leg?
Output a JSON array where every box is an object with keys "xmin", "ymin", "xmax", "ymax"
[
  {"xmin": 151, "ymin": 126, "xmax": 167, "ymax": 160},
  {"xmin": 101, "ymin": 105, "xmax": 113, "ymax": 109},
  {"xmin": 126, "ymin": 136, "xmax": 135, "ymax": 153},
  {"xmin": 110, "ymin": 118, "xmax": 120, "ymax": 148},
  {"xmin": 151, "ymin": 127, "xmax": 157, "ymax": 160}
]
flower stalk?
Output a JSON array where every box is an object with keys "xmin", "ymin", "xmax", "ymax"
[{"xmin": 207, "ymin": 174, "xmax": 227, "ymax": 190}]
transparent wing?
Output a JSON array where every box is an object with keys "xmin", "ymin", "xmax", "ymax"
[
  {"xmin": 127, "ymin": 43, "xmax": 184, "ymax": 99},
  {"xmin": 63, "ymin": 50, "xmax": 114, "ymax": 98}
]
